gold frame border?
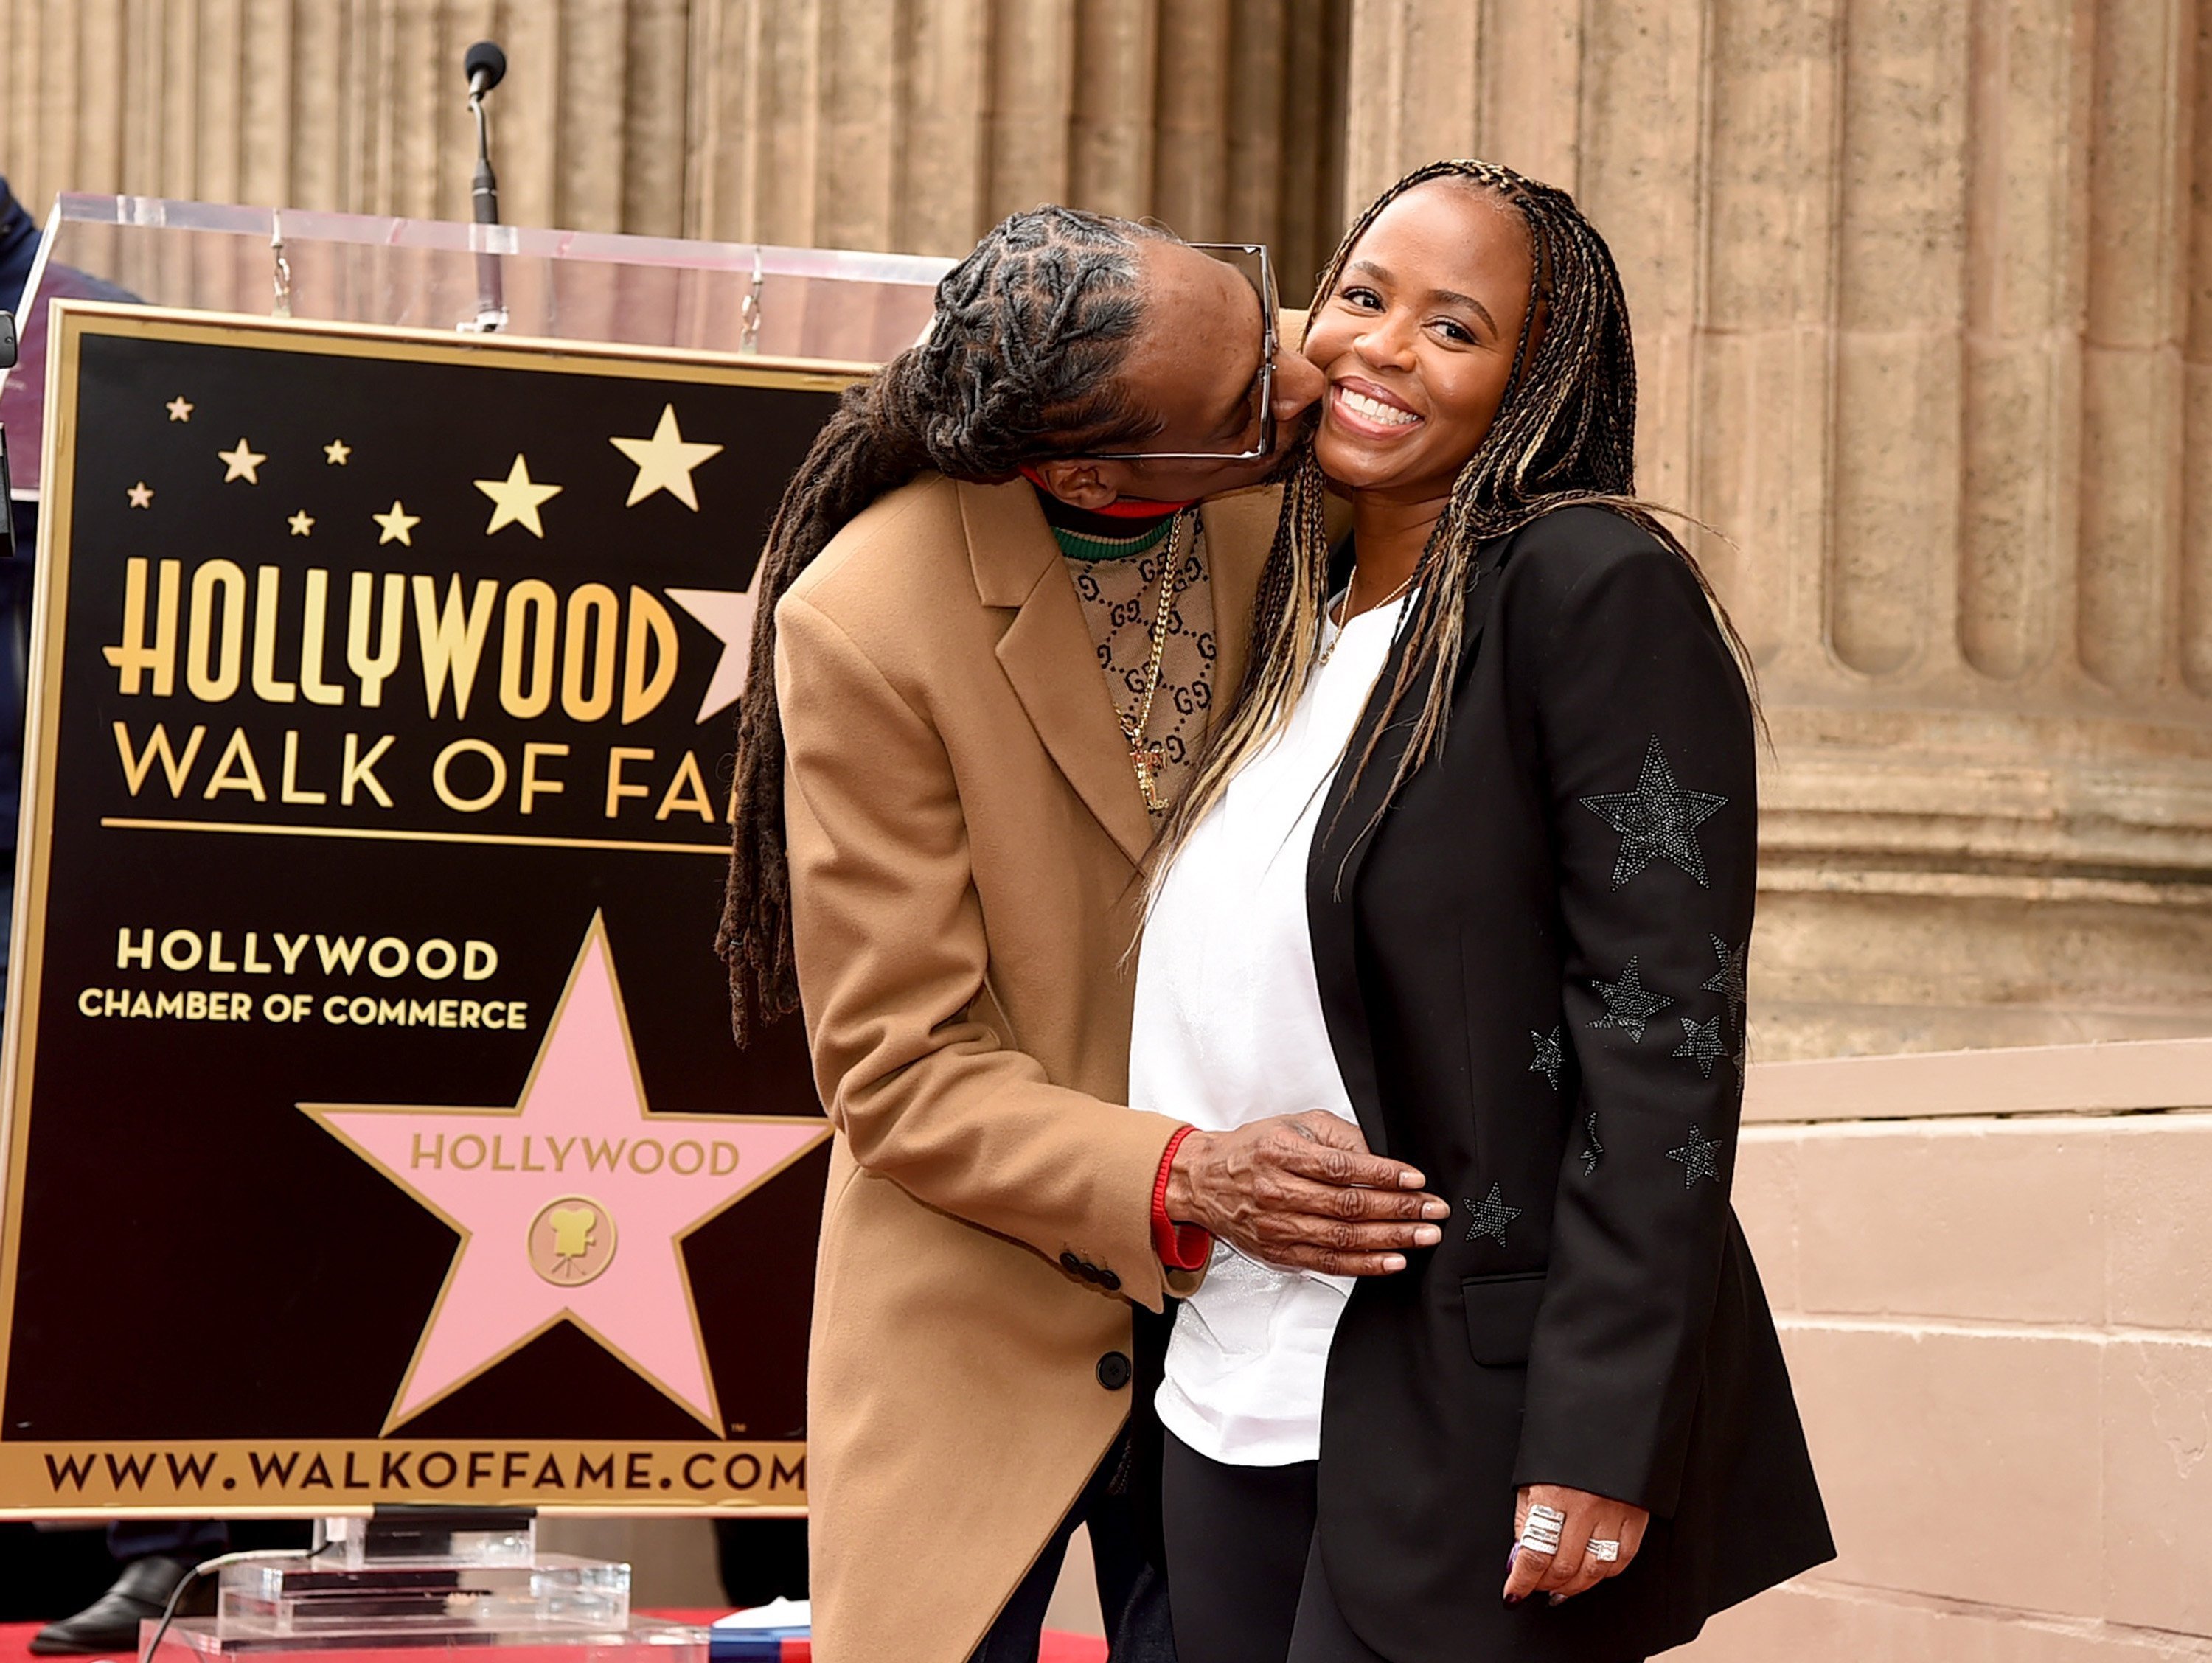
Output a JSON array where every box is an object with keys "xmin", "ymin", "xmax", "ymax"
[{"xmin": 0, "ymin": 303, "xmax": 866, "ymax": 1514}]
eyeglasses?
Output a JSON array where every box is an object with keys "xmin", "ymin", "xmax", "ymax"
[{"xmin": 1060, "ymin": 242, "xmax": 1279, "ymax": 463}]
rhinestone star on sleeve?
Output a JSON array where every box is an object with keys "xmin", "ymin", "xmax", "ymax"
[
  {"xmin": 1673, "ymin": 1014, "xmax": 1725, "ymax": 1078},
  {"xmin": 1666, "ymin": 1125, "xmax": 1726, "ymax": 1188},
  {"xmin": 1530, "ymin": 1026, "xmax": 1563, "ymax": 1090},
  {"xmin": 1703, "ymin": 935, "xmax": 1748, "ymax": 1029},
  {"xmin": 1579, "ymin": 736, "xmax": 1728, "ymax": 888},
  {"xmin": 1464, "ymin": 1184, "xmax": 1521, "ymax": 1245},
  {"xmin": 1590, "ymin": 957, "xmax": 1674, "ymax": 1042},
  {"xmin": 1581, "ymin": 1110, "xmax": 1604, "ymax": 1176}
]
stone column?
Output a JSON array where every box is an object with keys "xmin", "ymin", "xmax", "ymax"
[
  {"xmin": 1, "ymin": 0, "xmax": 1354, "ymax": 286},
  {"xmin": 1346, "ymin": 0, "xmax": 2212, "ymax": 1058}
]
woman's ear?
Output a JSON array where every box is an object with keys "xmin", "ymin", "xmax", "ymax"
[{"xmin": 1028, "ymin": 459, "xmax": 1122, "ymax": 511}]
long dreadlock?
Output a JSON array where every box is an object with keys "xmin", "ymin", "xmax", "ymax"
[
  {"xmin": 719, "ymin": 206, "xmax": 1168, "ymax": 1042},
  {"xmin": 1152, "ymin": 158, "xmax": 1756, "ymax": 880}
]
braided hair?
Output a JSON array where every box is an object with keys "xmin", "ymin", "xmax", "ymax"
[
  {"xmin": 720, "ymin": 206, "xmax": 1168, "ymax": 1042},
  {"xmin": 1152, "ymin": 158, "xmax": 1754, "ymax": 878}
]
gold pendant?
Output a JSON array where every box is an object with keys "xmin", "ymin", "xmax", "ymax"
[{"xmin": 1130, "ymin": 741, "xmax": 1169, "ymax": 813}]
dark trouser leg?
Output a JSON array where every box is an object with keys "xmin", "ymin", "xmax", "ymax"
[
  {"xmin": 972, "ymin": 1429, "xmax": 1175, "ymax": 1663},
  {"xmin": 1158, "ymin": 1431, "xmax": 1316, "ymax": 1663},
  {"xmin": 1084, "ymin": 1446, "xmax": 1175, "ymax": 1663},
  {"xmin": 105, "ymin": 1521, "xmax": 229, "ymax": 1561}
]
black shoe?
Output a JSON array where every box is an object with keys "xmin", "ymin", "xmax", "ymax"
[{"xmin": 28, "ymin": 1555, "xmax": 206, "ymax": 1654}]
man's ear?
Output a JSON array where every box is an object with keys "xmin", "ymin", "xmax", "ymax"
[{"xmin": 1029, "ymin": 458, "xmax": 1121, "ymax": 511}]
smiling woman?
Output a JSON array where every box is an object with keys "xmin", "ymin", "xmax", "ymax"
[{"xmin": 1135, "ymin": 161, "xmax": 1834, "ymax": 1663}]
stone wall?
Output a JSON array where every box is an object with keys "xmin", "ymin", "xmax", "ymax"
[{"xmin": 1681, "ymin": 1038, "xmax": 2212, "ymax": 1660}]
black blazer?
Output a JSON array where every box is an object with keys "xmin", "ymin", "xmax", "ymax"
[{"xmin": 1307, "ymin": 506, "xmax": 1833, "ymax": 1662}]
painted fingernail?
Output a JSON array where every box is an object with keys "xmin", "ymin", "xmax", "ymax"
[
  {"xmin": 1414, "ymin": 1225, "xmax": 1442, "ymax": 1246},
  {"xmin": 1382, "ymin": 1253, "xmax": 1408, "ymax": 1271},
  {"xmin": 1503, "ymin": 1594, "xmax": 1523, "ymax": 1607},
  {"xmin": 1548, "ymin": 1594, "xmax": 1566, "ymax": 1607},
  {"xmin": 1506, "ymin": 1545, "xmax": 1520, "ymax": 1572}
]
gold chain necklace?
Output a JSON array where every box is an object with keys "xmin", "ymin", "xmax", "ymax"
[
  {"xmin": 1317, "ymin": 565, "xmax": 1416, "ymax": 669},
  {"xmin": 1119, "ymin": 509, "xmax": 1192, "ymax": 814}
]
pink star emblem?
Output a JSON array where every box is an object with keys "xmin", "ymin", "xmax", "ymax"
[{"xmin": 306, "ymin": 915, "xmax": 827, "ymax": 1432}]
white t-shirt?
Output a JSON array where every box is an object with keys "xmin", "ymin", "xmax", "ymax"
[{"xmin": 1131, "ymin": 593, "xmax": 1405, "ymax": 1466}]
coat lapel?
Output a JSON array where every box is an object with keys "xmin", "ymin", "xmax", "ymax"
[
  {"xmin": 1307, "ymin": 537, "xmax": 1512, "ymax": 1157},
  {"xmin": 961, "ymin": 479, "xmax": 1158, "ymax": 866}
]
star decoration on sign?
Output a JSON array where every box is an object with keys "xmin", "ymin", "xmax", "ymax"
[
  {"xmin": 1673, "ymin": 1014, "xmax": 1725, "ymax": 1078},
  {"xmin": 475, "ymin": 453, "xmax": 563, "ymax": 538},
  {"xmin": 324, "ymin": 439, "xmax": 352, "ymax": 465},
  {"xmin": 166, "ymin": 397, "xmax": 193, "ymax": 422},
  {"xmin": 304, "ymin": 915, "xmax": 830, "ymax": 1432},
  {"xmin": 373, "ymin": 501, "xmax": 422, "ymax": 547},
  {"xmin": 1464, "ymin": 1184, "xmax": 1521, "ymax": 1246},
  {"xmin": 288, "ymin": 511, "xmax": 315, "ymax": 537},
  {"xmin": 1529, "ymin": 1026, "xmax": 1563, "ymax": 1090},
  {"xmin": 1579, "ymin": 736, "xmax": 1728, "ymax": 888},
  {"xmin": 126, "ymin": 482, "xmax": 153, "ymax": 509},
  {"xmin": 1581, "ymin": 1110, "xmax": 1604, "ymax": 1176},
  {"xmin": 667, "ymin": 588, "xmax": 759, "ymax": 722},
  {"xmin": 611, "ymin": 404, "xmax": 725, "ymax": 510},
  {"xmin": 1590, "ymin": 956, "xmax": 1673, "ymax": 1042},
  {"xmin": 1666, "ymin": 1124, "xmax": 1726, "ymax": 1188},
  {"xmin": 218, "ymin": 439, "xmax": 266, "ymax": 484},
  {"xmin": 1704, "ymin": 935, "xmax": 1748, "ymax": 1030}
]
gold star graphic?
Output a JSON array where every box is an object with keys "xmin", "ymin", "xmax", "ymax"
[
  {"xmin": 126, "ymin": 482, "xmax": 154, "ymax": 509},
  {"xmin": 610, "ymin": 404, "xmax": 724, "ymax": 511},
  {"xmin": 473, "ymin": 453, "xmax": 563, "ymax": 538},
  {"xmin": 372, "ymin": 501, "xmax": 421, "ymax": 547},
  {"xmin": 288, "ymin": 510, "xmax": 315, "ymax": 537},
  {"xmin": 324, "ymin": 439, "xmax": 352, "ymax": 465},
  {"xmin": 166, "ymin": 397, "xmax": 193, "ymax": 422},
  {"xmin": 218, "ymin": 439, "xmax": 266, "ymax": 484}
]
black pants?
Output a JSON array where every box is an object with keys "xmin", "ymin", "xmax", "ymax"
[
  {"xmin": 1158, "ymin": 1432, "xmax": 1387, "ymax": 1663},
  {"xmin": 969, "ymin": 1428, "xmax": 1175, "ymax": 1663}
]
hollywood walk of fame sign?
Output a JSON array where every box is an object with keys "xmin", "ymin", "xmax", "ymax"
[{"xmin": 0, "ymin": 303, "xmax": 862, "ymax": 1513}]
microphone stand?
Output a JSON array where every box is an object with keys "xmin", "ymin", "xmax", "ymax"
[{"xmin": 467, "ymin": 81, "xmax": 507, "ymax": 333}]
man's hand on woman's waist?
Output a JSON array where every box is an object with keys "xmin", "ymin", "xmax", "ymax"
[{"xmin": 1164, "ymin": 1111, "xmax": 1447, "ymax": 1277}]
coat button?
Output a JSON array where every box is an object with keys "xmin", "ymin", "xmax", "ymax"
[
  {"xmin": 1060, "ymin": 1251, "xmax": 1084, "ymax": 1277},
  {"xmin": 1096, "ymin": 1267, "xmax": 1121, "ymax": 1292},
  {"xmin": 1096, "ymin": 1351, "xmax": 1133, "ymax": 1391}
]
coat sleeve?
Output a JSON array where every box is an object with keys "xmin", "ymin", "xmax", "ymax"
[
  {"xmin": 774, "ymin": 588, "xmax": 1196, "ymax": 1311},
  {"xmin": 1506, "ymin": 520, "xmax": 1759, "ymax": 1516}
]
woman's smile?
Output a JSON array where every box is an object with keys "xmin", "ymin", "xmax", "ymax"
[{"xmin": 1327, "ymin": 377, "xmax": 1424, "ymax": 438}]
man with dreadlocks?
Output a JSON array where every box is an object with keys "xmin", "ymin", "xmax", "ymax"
[
  {"xmin": 1133, "ymin": 164, "xmax": 1832, "ymax": 1662},
  {"xmin": 719, "ymin": 207, "xmax": 1454, "ymax": 1662}
]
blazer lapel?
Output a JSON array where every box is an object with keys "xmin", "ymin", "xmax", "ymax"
[
  {"xmin": 1307, "ymin": 537, "xmax": 1512, "ymax": 1157},
  {"xmin": 961, "ymin": 479, "xmax": 1158, "ymax": 867}
]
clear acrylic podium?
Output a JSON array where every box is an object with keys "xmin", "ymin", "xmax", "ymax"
[
  {"xmin": 0, "ymin": 194, "xmax": 947, "ymax": 1659},
  {"xmin": 1, "ymin": 192, "xmax": 951, "ymax": 495},
  {"xmin": 150, "ymin": 1513, "xmax": 703, "ymax": 1663}
]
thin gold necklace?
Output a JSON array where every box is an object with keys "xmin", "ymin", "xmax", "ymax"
[
  {"xmin": 1318, "ymin": 565, "xmax": 1415, "ymax": 669},
  {"xmin": 1119, "ymin": 509, "xmax": 1192, "ymax": 814}
]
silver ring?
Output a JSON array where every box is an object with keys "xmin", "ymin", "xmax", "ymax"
[
  {"xmin": 1586, "ymin": 1538, "xmax": 1621, "ymax": 1563},
  {"xmin": 1518, "ymin": 1503, "xmax": 1565, "ymax": 1555}
]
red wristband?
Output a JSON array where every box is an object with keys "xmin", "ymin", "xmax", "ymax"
[{"xmin": 1151, "ymin": 1126, "xmax": 1211, "ymax": 1271}]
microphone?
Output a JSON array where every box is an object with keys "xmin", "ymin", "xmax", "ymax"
[
  {"xmin": 462, "ymin": 41, "xmax": 507, "ymax": 332},
  {"xmin": 465, "ymin": 40, "xmax": 507, "ymax": 100}
]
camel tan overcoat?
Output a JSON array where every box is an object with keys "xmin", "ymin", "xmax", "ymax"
[{"xmin": 775, "ymin": 473, "xmax": 1279, "ymax": 1663}]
